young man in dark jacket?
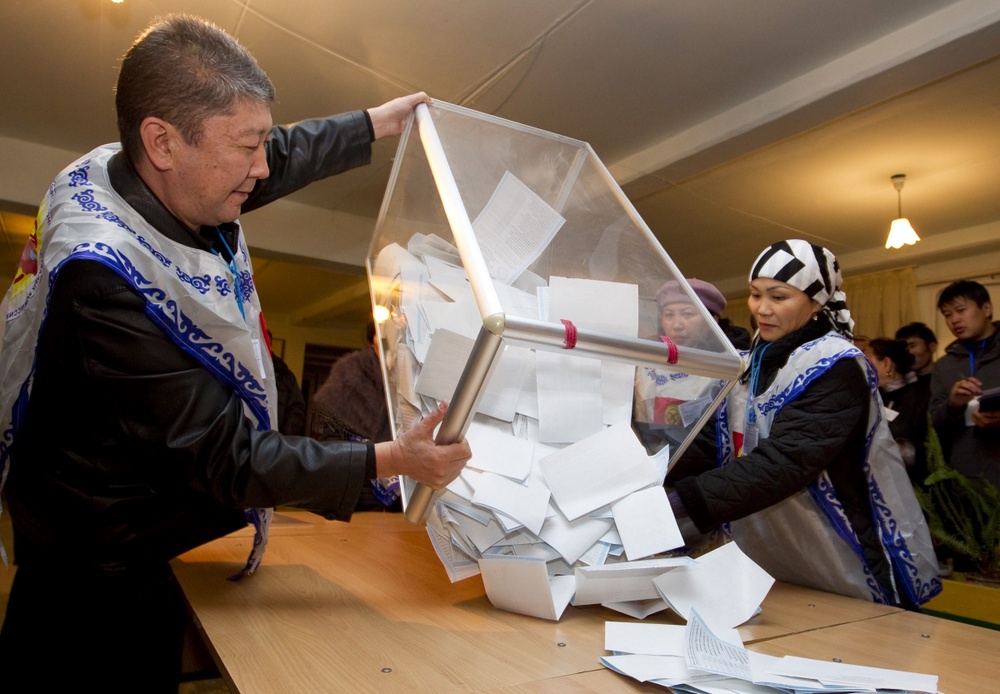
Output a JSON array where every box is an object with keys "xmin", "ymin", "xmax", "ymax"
[{"xmin": 929, "ymin": 280, "xmax": 1000, "ymax": 486}]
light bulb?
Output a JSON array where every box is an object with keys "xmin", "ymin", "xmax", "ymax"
[{"xmin": 885, "ymin": 218, "xmax": 920, "ymax": 249}]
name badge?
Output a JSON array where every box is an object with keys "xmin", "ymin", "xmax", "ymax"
[
  {"xmin": 743, "ymin": 425, "xmax": 759, "ymax": 456},
  {"xmin": 679, "ymin": 396, "xmax": 712, "ymax": 428}
]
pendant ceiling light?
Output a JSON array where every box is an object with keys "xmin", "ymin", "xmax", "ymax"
[{"xmin": 885, "ymin": 173, "xmax": 920, "ymax": 249}]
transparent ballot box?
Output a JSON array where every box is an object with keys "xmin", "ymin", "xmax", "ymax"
[{"xmin": 367, "ymin": 101, "xmax": 743, "ymax": 615}]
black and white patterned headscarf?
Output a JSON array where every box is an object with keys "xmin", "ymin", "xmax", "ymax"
[{"xmin": 749, "ymin": 239, "xmax": 855, "ymax": 338}]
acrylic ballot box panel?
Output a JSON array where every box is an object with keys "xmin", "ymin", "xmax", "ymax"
[{"xmin": 367, "ymin": 101, "xmax": 742, "ymax": 617}]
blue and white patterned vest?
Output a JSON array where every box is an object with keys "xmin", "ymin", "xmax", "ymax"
[
  {"xmin": 716, "ymin": 332, "xmax": 941, "ymax": 605},
  {"xmin": 0, "ymin": 145, "xmax": 276, "ymax": 573}
]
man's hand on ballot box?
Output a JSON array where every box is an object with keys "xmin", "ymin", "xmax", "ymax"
[{"xmin": 374, "ymin": 402, "xmax": 470, "ymax": 489}]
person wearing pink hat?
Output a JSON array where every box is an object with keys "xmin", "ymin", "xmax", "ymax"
[
  {"xmin": 657, "ymin": 278, "xmax": 750, "ymax": 350},
  {"xmin": 656, "ymin": 278, "xmax": 726, "ymax": 350},
  {"xmin": 634, "ymin": 278, "xmax": 732, "ymax": 457}
]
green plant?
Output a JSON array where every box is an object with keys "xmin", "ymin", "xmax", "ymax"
[{"xmin": 914, "ymin": 420, "xmax": 1000, "ymax": 579}]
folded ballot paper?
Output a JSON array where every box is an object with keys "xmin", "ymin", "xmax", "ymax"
[
  {"xmin": 367, "ymin": 100, "xmax": 745, "ymax": 620},
  {"xmin": 602, "ymin": 609, "xmax": 939, "ymax": 693}
]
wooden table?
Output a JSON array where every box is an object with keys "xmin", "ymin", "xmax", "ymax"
[
  {"xmin": 748, "ymin": 609, "xmax": 1000, "ymax": 694},
  {"xmin": 171, "ymin": 510, "xmax": 979, "ymax": 693}
]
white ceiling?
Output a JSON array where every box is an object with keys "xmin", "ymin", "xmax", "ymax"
[{"xmin": 2, "ymin": 0, "xmax": 1000, "ymax": 332}]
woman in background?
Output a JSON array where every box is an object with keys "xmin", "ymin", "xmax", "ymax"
[
  {"xmin": 634, "ymin": 279, "xmax": 729, "ymax": 455},
  {"xmin": 665, "ymin": 240, "xmax": 939, "ymax": 608},
  {"xmin": 311, "ymin": 321, "xmax": 399, "ymax": 511},
  {"xmin": 865, "ymin": 337, "xmax": 930, "ymax": 488}
]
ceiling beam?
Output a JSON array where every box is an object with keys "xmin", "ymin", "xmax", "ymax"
[{"xmin": 612, "ymin": 0, "xmax": 1000, "ymax": 198}]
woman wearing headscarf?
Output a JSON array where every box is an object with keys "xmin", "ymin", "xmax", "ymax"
[
  {"xmin": 665, "ymin": 240, "xmax": 940, "ymax": 608},
  {"xmin": 657, "ymin": 278, "xmax": 728, "ymax": 350},
  {"xmin": 634, "ymin": 279, "xmax": 731, "ymax": 455}
]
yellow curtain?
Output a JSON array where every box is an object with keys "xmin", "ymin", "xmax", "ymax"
[
  {"xmin": 841, "ymin": 267, "xmax": 917, "ymax": 341},
  {"xmin": 723, "ymin": 295, "xmax": 753, "ymax": 337},
  {"xmin": 722, "ymin": 266, "xmax": 918, "ymax": 342}
]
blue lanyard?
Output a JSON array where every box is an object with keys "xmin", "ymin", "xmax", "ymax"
[
  {"xmin": 746, "ymin": 342, "xmax": 772, "ymax": 425},
  {"xmin": 969, "ymin": 339, "xmax": 986, "ymax": 377},
  {"xmin": 212, "ymin": 228, "xmax": 245, "ymax": 320}
]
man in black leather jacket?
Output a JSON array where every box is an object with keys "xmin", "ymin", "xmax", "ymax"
[{"xmin": 0, "ymin": 15, "xmax": 470, "ymax": 691}]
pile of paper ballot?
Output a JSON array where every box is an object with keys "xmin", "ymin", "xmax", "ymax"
[
  {"xmin": 367, "ymin": 103, "xmax": 754, "ymax": 623},
  {"xmin": 373, "ymin": 230, "xmax": 711, "ymax": 620},
  {"xmin": 602, "ymin": 610, "xmax": 939, "ymax": 693}
]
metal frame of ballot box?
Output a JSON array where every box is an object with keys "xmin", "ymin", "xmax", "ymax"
[{"xmin": 366, "ymin": 101, "xmax": 745, "ymax": 525}]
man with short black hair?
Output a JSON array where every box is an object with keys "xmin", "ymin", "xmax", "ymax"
[
  {"xmin": 929, "ymin": 280, "xmax": 1000, "ymax": 486},
  {"xmin": 895, "ymin": 321, "xmax": 938, "ymax": 379}
]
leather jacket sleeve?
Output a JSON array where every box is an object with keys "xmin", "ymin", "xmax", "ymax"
[{"xmin": 246, "ymin": 111, "xmax": 373, "ymax": 211}]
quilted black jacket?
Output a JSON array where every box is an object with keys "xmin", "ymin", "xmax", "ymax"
[{"xmin": 666, "ymin": 318, "xmax": 896, "ymax": 599}]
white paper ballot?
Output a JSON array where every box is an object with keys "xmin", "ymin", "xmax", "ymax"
[
  {"xmin": 434, "ymin": 293, "xmax": 485, "ymax": 340},
  {"xmin": 684, "ymin": 608, "xmax": 753, "ymax": 680},
  {"xmin": 425, "ymin": 526, "xmax": 479, "ymax": 583},
  {"xmin": 485, "ymin": 542, "xmax": 561, "ymax": 562},
  {"xmin": 472, "ymin": 171, "xmax": 565, "ymax": 284},
  {"xmin": 680, "ymin": 609, "xmax": 939, "ymax": 694},
  {"xmin": 478, "ymin": 555, "xmax": 574, "ymax": 621},
  {"xmin": 606, "ymin": 621, "xmax": 743, "ymax": 657},
  {"xmin": 548, "ymin": 276, "xmax": 638, "ymax": 338},
  {"xmin": 371, "ymin": 243, "xmax": 422, "ymax": 298},
  {"xmin": 424, "ymin": 254, "xmax": 471, "ymax": 301},
  {"xmin": 611, "ymin": 486, "xmax": 684, "ymax": 560},
  {"xmin": 600, "ymin": 598, "xmax": 669, "ymax": 620},
  {"xmin": 407, "ymin": 232, "xmax": 461, "ymax": 265},
  {"xmin": 602, "ymin": 361, "xmax": 635, "ymax": 426},
  {"xmin": 550, "ymin": 276, "xmax": 638, "ymax": 424},
  {"xmin": 444, "ymin": 472, "xmax": 477, "ymax": 502},
  {"xmin": 599, "ymin": 654, "xmax": 698, "ymax": 684},
  {"xmin": 465, "ymin": 419, "xmax": 533, "ymax": 480},
  {"xmin": 471, "ymin": 471, "xmax": 550, "ymax": 536},
  {"xmin": 535, "ymin": 350, "xmax": 604, "ymax": 442},
  {"xmin": 573, "ymin": 557, "xmax": 693, "ymax": 606},
  {"xmin": 539, "ymin": 420, "xmax": 657, "ymax": 521},
  {"xmin": 452, "ymin": 513, "xmax": 507, "ymax": 553},
  {"xmin": 653, "ymin": 541, "xmax": 774, "ymax": 629},
  {"xmin": 414, "ymin": 329, "xmax": 525, "ymax": 421},
  {"xmin": 514, "ymin": 350, "xmax": 539, "ymax": 419},
  {"xmin": 538, "ymin": 511, "xmax": 613, "ymax": 565},
  {"xmin": 492, "ymin": 280, "xmax": 541, "ymax": 322},
  {"xmin": 770, "ymin": 655, "xmax": 938, "ymax": 693}
]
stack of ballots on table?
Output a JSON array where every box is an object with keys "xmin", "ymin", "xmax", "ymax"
[
  {"xmin": 603, "ymin": 610, "xmax": 939, "ymax": 693},
  {"xmin": 367, "ymin": 101, "xmax": 745, "ymax": 620}
]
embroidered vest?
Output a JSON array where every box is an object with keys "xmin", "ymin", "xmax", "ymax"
[
  {"xmin": 716, "ymin": 333, "xmax": 940, "ymax": 605},
  {"xmin": 0, "ymin": 145, "xmax": 276, "ymax": 573}
]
